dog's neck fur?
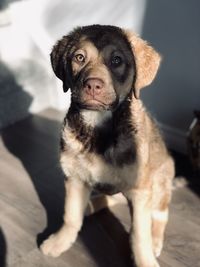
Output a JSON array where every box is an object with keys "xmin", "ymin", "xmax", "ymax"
[
  {"xmin": 64, "ymin": 93, "xmax": 136, "ymax": 167},
  {"xmin": 81, "ymin": 109, "xmax": 112, "ymax": 128},
  {"xmin": 66, "ymin": 93, "xmax": 133, "ymax": 133}
]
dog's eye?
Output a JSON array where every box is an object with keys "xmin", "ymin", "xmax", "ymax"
[
  {"xmin": 111, "ymin": 56, "xmax": 122, "ymax": 67},
  {"xmin": 74, "ymin": 53, "xmax": 85, "ymax": 63}
]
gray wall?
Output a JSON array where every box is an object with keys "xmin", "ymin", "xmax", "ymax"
[{"xmin": 141, "ymin": 0, "xmax": 200, "ymax": 133}]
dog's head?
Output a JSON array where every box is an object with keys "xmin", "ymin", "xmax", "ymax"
[{"xmin": 51, "ymin": 25, "xmax": 161, "ymax": 111}]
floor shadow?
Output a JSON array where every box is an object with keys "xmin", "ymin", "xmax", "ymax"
[
  {"xmin": 81, "ymin": 209, "xmax": 133, "ymax": 267},
  {"xmin": 0, "ymin": 228, "xmax": 7, "ymax": 267},
  {"xmin": 1, "ymin": 114, "xmax": 66, "ymax": 246}
]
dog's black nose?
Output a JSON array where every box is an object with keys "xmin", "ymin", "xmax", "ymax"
[{"xmin": 84, "ymin": 78, "xmax": 103, "ymax": 96}]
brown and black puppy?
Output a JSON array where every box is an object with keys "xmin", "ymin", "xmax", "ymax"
[{"xmin": 40, "ymin": 25, "xmax": 175, "ymax": 267}]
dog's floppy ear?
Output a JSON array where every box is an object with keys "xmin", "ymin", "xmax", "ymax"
[
  {"xmin": 50, "ymin": 36, "xmax": 72, "ymax": 92},
  {"xmin": 124, "ymin": 30, "xmax": 161, "ymax": 98}
]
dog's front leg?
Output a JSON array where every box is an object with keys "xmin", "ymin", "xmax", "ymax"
[
  {"xmin": 125, "ymin": 188, "xmax": 160, "ymax": 267},
  {"xmin": 40, "ymin": 179, "xmax": 91, "ymax": 257}
]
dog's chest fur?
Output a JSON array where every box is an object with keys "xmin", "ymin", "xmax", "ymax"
[{"xmin": 60, "ymin": 101, "xmax": 138, "ymax": 194}]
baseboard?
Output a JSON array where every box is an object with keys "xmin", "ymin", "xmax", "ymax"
[{"xmin": 158, "ymin": 123, "xmax": 187, "ymax": 154}]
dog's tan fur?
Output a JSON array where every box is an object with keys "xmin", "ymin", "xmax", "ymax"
[
  {"xmin": 125, "ymin": 30, "xmax": 161, "ymax": 98},
  {"xmin": 40, "ymin": 27, "xmax": 174, "ymax": 267}
]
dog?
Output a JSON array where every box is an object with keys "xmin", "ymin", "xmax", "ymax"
[{"xmin": 40, "ymin": 25, "xmax": 175, "ymax": 267}]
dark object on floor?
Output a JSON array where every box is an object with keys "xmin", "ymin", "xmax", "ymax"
[{"xmin": 187, "ymin": 110, "xmax": 200, "ymax": 172}]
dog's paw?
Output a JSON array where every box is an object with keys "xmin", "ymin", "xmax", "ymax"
[
  {"xmin": 40, "ymin": 233, "xmax": 72, "ymax": 257},
  {"xmin": 147, "ymin": 262, "xmax": 160, "ymax": 267},
  {"xmin": 151, "ymin": 260, "xmax": 160, "ymax": 267},
  {"xmin": 40, "ymin": 226, "xmax": 78, "ymax": 257},
  {"xmin": 153, "ymin": 238, "xmax": 163, "ymax": 258},
  {"xmin": 139, "ymin": 261, "xmax": 160, "ymax": 267},
  {"xmin": 135, "ymin": 258, "xmax": 160, "ymax": 267}
]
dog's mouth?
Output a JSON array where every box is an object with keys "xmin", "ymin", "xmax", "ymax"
[
  {"xmin": 78, "ymin": 99, "xmax": 110, "ymax": 111},
  {"xmin": 84, "ymin": 98, "xmax": 106, "ymax": 106},
  {"xmin": 76, "ymin": 97, "xmax": 119, "ymax": 111}
]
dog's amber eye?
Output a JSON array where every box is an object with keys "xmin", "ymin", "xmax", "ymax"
[
  {"xmin": 111, "ymin": 56, "xmax": 122, "ymax": 67},
  {"xmin": 74, "ymin": 53, "xmax": 85, "ymax": 63}
]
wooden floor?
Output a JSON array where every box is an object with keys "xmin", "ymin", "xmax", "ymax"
[{"xmin": 0, "ymin": 108, "xmax": 200, "ymax": 267}]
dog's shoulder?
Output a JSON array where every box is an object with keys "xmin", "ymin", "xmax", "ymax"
[{"xmin": 129, "ymin": 98, "xmax": 170, "ymax": 166}]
